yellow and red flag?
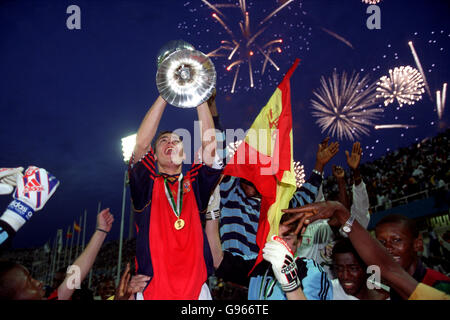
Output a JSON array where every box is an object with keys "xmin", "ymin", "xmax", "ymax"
[
  {"xmin": 223, "ymin": 59, "xmax": 300, "ymax": 273},
  {"xmin": 74, "ymin": 222, "xmax": 81, "ymax": 233}
]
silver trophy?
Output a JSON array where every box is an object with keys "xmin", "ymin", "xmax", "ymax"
[{"xmin": 156, "ymin": 40, "xmax": 216, "ymax": 108}]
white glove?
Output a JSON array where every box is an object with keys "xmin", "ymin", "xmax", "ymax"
[
  {"xmin": 205, "ymin": 184, "xmax": 221, "ymax": 220},
  {"xmin": 262, "ymin": 235, "xmax": 301, "ymax": 292},
  {"xmin": 0, "ymin": 167, "xmax": 24, "ymax": 195},
  {"xmin": 0, "ymin": 166, "xmax": 60, "ymax": 231}
]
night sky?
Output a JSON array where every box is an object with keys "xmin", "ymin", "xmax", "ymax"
[{"xmin": 1, "ymin": 0, "xmax": 449, "ymax": 249}]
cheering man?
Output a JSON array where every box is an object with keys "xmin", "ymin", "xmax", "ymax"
[{"xmin": 128, "ymin": 95, "xmax": 222, "ymax": 300}]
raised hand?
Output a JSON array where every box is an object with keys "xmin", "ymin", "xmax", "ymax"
[
  {"xmin": 97, "ymin": 208, "xmax": 114, "ymax": 233},
  {"xmin": 345, "ymin": 141, "xmax": 362, "ymax": 171},
  {"xmin": 315, "ymin": 137, "xmax": 339, "ymax": 172}
]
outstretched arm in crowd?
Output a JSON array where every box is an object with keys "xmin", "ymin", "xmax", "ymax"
[
  {"xmin": 346, "ymin": 141, "xmax": 362, "ymax": 186},
  {"xmin": 314, "ymin": 137, "xmax": 339, "ymax": 174},
  {"xmin": 133, "ymin": 96, "xmax": 168, "ymax": 163},
  {"xmin": 289, "ymin": 137, "xmax": 339, "ymax": 208},
  {"xmin": 58, "ymin": 208, "xmax": 114, "ymax": 300},
  {"xmin": 332, "ymin": 164, "xmax": 350, "ymax": 210},
  {"xmin": 282, "ymin": 202, "xmax": 450, "ymax": 300},
  {"xmin": 346, "ymin": 141, "xmax": 371, "ymax": 228}
]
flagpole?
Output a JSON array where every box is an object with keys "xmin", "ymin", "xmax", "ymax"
[
  {"xmin": 56, "ymin": 229, "xmax": 62, "ymax": 271},
  {"xmin": 47, "ymin": 237, "xmax": 54, "ymax": 284},
  {"xmin": 82, "ymin": 209, "xmax": 87, "ymax": 250},
  {"xmin": 49, "ymin": 232, "xmax": 58, "ymax": 284},
  {"xmin": 45, "ymin": 237, "xmax": 53, "ymax": 284},
  {"xmin": 116, "ymin": 170, "xmax": 128, "ymax": 286},
  {"xmin": 75, "ymin": 215, "xmax": 82, "ymax": 257},
  {"xmin": 43, "ymin": 239, "xmax": 51, "ymax": 283},
  {"xmin": 63, "ymin": 226, "xmax": 70, "ymax": 267},
  {"xmin": 69, "ymin": 223, "xmax": 74, "ymax": 264}
]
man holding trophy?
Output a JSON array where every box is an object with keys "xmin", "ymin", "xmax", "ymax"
[{"xmin": 128, "ymin": 40, "xmax": 222, "ymax": 300}]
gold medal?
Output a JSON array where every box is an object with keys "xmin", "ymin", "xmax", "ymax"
[
  {"xmin": 164, "ymin": 174, "xmax": 185, "ymax": 231},
  {"xmin": 174, "ymin": 218, "xmax": 185, "ymax": 230}
]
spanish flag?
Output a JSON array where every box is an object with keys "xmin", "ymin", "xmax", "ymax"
[
  {"xmin": 223, "ymin": 59, "xmax": 300, "ymax": 274},
  {"xmin": 74, "ymin": 222, "xmax": 81, "ymax": 233}
]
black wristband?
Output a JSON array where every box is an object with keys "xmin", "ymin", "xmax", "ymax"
[{"xmin": 96, "ymin": 228, "xmax": 108, "ymax": 234}]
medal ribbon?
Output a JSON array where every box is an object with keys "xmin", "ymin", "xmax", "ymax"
[{"xmin": 164, "ymin": 173, "xmax": 184, "ymax": 219}]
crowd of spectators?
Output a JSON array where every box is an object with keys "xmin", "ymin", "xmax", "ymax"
[
  {"xmin": 1, "ymin": 129, "xmax": 449, "ymax": 300},
  {"xmin": 322, "ymin": 129, "xmax": 450, "ymax": 212},
  {"xmin": 2, "ymin": 219, "xmax": 449, "ymax": 300}
]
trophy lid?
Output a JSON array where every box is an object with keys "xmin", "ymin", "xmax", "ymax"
[{"xmin": 157, "ymin": 40, "xmax": 195, "ymax": 68}]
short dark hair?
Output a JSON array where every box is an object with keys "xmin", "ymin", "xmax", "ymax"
[
  {"xmin": 375, "ymin": 214, "xmax": 419, "ymax": 239},
  {"xmin": 151, "ymin": 130, "xmax": 173, "ymax": 151},
  {"xmin": 331, "ymin": 238, "xmax": 366, "ymax": 267}
]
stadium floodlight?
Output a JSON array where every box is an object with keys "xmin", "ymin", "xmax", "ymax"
[{"xmin": 121, "ymin": 133, "xmax": 137, "ymax": 163}]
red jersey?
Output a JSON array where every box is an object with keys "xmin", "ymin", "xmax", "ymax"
[{"xmin": 128, "ymin": 148, "xmax": 221, "ymax": 299}]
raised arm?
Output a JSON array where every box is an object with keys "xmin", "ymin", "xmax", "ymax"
[
  {"xmin": 58, "ymin": 208, "xmax": 114, "ymax": 300},
  {"xmin": 133, "ymin": 96, "xmax": 168, "ymax": 163},
  {"xmin": 314, "ymin": 137, "xmax": 339, "ymax": 174},
  {"xmin": 197, "ymin": 100, "xmax": 217, "ymax": 167},
  {"xmin": 346, "ymin": 141, "xmax": 362, "ymax": 186},
  {"xmin": 346, "ymin": 141, "xmax": 370, "ymax": 227},
  {"xmin": 332, "ymin": 164, "xmax": 350, "ymax": 210},
  {"xmin": 289, "ymin": 137, "xmax": 339, "ymax": 208}
]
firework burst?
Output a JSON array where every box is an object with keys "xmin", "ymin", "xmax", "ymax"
[
  {"xmin": 362, "ymin": 0, "xmax": 382, "ymax": 4},
  {"xmin": 293, "ymin": 161, "xmax": 305, "ymax": 188},
  {"xmin": 311, "ymin": 70, "xmax": 383, "ymax": 141},
  {"xmin": 376, "ymin": 66, "xmax": 425, "ymax": 107},
  {"xmin": 179, "ymin": 0, "xmax": 308, "ymax": 94},
  {"xmin": 203, "ymin": 0, "xmax": 294, "ymax": 93}
]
